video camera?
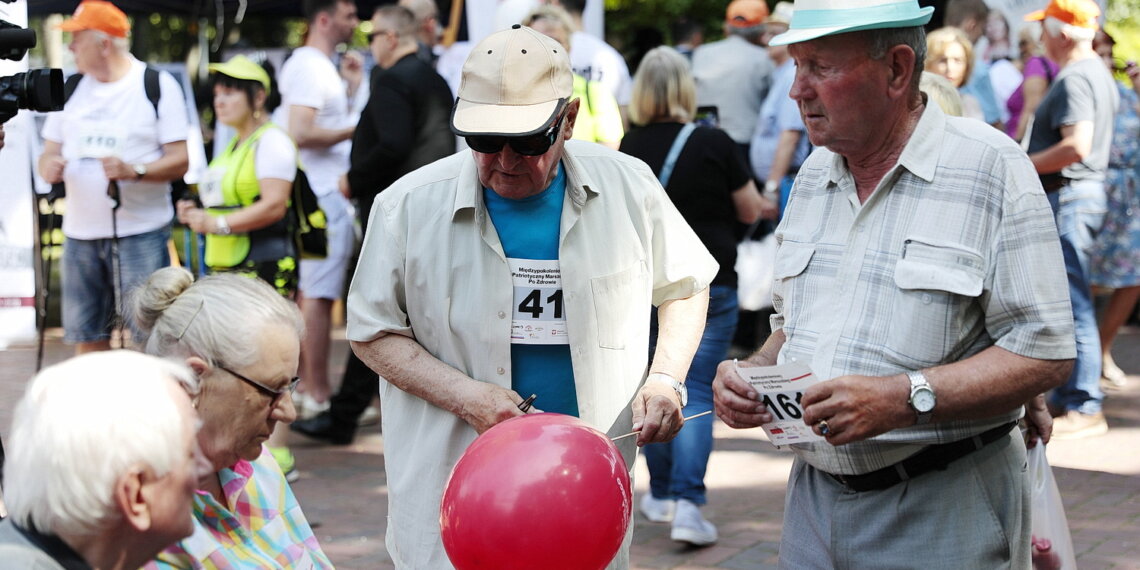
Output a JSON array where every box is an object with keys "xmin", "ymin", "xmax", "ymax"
[{"xmin": 0, "ymin": 0, "xmax": 63, "ymax": 124}]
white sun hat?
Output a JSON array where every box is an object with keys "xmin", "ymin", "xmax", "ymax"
[{"xmin": 769, "ymin": 0, "xmax": 934, "ymax": 46}]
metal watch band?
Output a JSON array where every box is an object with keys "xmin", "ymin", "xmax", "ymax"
[
  {"xmin": 647, "ymin": 373, "xmax": 687, "ymax": 408},
  {"xmin": 907, "ymin": 370, "xmax": 935, "ymax": 425}
]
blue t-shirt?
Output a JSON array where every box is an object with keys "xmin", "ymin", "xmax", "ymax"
[{"xmin": 483, "ymin": 164, "xmax": 578, "ymax": 416}]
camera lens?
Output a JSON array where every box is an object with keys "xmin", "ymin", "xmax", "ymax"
[
  {"xmin": 0, "ymin": 19, "xmax": 37, "ymax": 62},
  {"xmin": 0, "ymin": 68, "xmax": 64, "ymax": 122}
]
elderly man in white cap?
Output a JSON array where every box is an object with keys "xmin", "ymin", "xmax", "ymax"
[
  {"xmin": 347, "ymin": 23, "xmax": 716, "ymax": 568},
  {"xmin": 713, "ymin": 0, "xmax": 1075, "ymax": 567}
]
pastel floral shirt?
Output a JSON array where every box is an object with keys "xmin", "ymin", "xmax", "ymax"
[{"xmin": 145, "ymin": 447, "xmax": 333, "ymax": 569}]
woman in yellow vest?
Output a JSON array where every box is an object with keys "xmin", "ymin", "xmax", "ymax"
[
  {"xmin": 523, "ymin": 6, "xmax": 625, "ymax": 149},
  {"xmin": 176, "ymin": 55, "xmax": 298, "ymax": 298}
]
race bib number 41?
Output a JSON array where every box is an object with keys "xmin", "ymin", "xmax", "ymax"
[{"xmin": 509, "ymin": 258, "xmax": 569, "ymax": 345}]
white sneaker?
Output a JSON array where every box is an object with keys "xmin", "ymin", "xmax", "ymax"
[
  {"xmin": 357, "ymin": 405, "xmax": 382, "ymax": 426},
  {"xmin": 670, "ymin": 499, "xmax": 717, "ymax": 546},
  {"xmin": 295, "ymin": 393, "xmax": 330, "ymax": 421},
  {"xmin": 639, "ymin": 493, "xmax": 675, "ymax": 523}
]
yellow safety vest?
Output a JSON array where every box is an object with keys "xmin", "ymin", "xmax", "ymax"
[{"xmin": 204, "ymin": 123, "xmax": 291, "ymax": 268}]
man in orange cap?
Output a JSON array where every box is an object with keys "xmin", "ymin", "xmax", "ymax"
[
  {"xmin": 37, "ymin": 0, "xmax": 189, "ymax": 356},
  {"xmin": 1025, "ymin": 0, "xmax": 1118, "ymax": 440},
  {"xmin": 691, "ymin": 0, "xmax": 774, "ymax": 168}
]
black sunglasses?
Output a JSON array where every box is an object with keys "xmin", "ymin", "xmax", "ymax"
[
  {"xmin": 220, "ymin": 366, "xmax": 301, "ymax": 408},
  {"xmin": 465, "ymin": 107, "xmax": 568, "ymax": 156}
]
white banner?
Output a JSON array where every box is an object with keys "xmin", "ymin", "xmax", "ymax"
[{"xmin": 0, "ymin": 0, "xmax": 37, "ymax": 348}]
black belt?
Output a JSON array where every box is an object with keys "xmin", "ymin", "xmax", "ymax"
[
  {"xmin": 826, "ymin": 422, "xmax": 1016, "ymax": 493},
  {"xmin": 1039, "ymin": 174, "xmax": 1071, "ymax": 193}
]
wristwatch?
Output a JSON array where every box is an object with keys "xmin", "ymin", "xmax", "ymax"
[
  {"xmin": 762, "ymin": 180, "xmax": 780, "ymax": 201},
  {"xmin": 906, "ymin": 370, "xmax": 936, "ymax": 425},
  {"xmin": 214, "ymin": 215, "xmax": 232, "ymax": 235},
  {"xmin": 647, "ymin": 373, "xmax": 687, "ymax": 408},
  {"xmin": 132, "ymin": 163, "xmax": 147, "ymax": 180}
]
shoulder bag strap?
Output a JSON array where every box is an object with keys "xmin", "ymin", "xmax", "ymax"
[{"xmin": 658, "ymin": 122, "xmax": 697, "ymax": 189}]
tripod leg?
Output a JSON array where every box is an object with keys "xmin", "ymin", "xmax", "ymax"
[
  {"xmin": 109, "ymin": 183, "xmax": 125, "ymax": 349},
  {"xmin": 36, "ymin": 201, "xmax": 58, "ymax": 372}
]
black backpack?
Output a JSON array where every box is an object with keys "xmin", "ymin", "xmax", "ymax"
[
  {"xmin": 288, "ymin": 169, "xmax": 328, "ymax": 259},
  {"xmin": 64, "ymin": 66, "xmax": 161, "ymax": 112}
]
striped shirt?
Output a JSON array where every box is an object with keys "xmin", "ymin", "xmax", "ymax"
[
  {"xmin": 146, "ymin": 447, "xmax": 333, "ymax": 569},
  {"xmin": 773, "ymin": 101, "xmax": 1075, "ymax": 475}
]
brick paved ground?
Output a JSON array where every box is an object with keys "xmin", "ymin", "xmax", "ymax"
[{"xmin": 1, "ymin": 327, "xmax": 1138, "ymax": 569}]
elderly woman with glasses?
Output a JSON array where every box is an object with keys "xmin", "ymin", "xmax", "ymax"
[{"xmin": 133, "ymin": 266, "xmax": 332, "ymax": 569}]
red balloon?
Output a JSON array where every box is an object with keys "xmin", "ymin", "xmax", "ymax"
[{"xmin": 440, "ymin": 413, "xmax": 632, "ymax": 570}]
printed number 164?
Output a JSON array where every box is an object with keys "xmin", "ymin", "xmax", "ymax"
[{"xmin": 761, "ymin": 392, "xmax": 804, "ymax": 421}]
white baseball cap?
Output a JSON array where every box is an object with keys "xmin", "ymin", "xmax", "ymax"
[{"xmin": 451, "ymin": 24, "xmax": 573, "ymax": 137}]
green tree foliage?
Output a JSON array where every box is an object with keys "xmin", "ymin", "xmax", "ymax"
[
  {"xmin": 603, "ymin": 0, "xmax": 738, "ymax": 52},
  {"xmin": 1106, "ymin": 0, "xmax": 1140, "ymax": 63}
]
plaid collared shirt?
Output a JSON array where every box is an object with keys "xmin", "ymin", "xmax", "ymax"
[
  {"xmin": 146, "ymin": 447, "xmax": 332, "ymax": 569},
  {"xmin": 773, "ymin": 102, "xmax": 1075, "ymax": 475}
]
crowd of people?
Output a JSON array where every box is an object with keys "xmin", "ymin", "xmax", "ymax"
[{"xmin": 1, "ymin": 0, "xmax": 1138, "ymax": 567}]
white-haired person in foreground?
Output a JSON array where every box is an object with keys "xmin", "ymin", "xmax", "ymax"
[{"xmin": 0, "ymin": 351, "xmax": 207, "ymax": 569}]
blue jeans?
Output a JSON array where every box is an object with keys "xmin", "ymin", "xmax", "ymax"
[
  {"xmin": 1047, "ymin": 182, "xmax": 1106, "ymax": 414},
  {"xmin": 644, "ymin": 285, "xmax": 739, "ymax": 505},
  {"xmin": 62, "ymin": 227, "xmax": 171, "ymax": 343}
]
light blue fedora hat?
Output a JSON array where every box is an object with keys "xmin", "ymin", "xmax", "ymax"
[{"xmin": 769, "ymin": 0, "xmax": 934, "ymax": 46}]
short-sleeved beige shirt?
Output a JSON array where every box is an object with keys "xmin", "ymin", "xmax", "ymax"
[{"xmin": 347, "ymin": 140, "xmax": 718, "ymax": 568}]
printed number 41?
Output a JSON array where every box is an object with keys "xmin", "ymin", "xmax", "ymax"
[
  {"xmin": 518, "ymin": 289, "xmax": 563, "ymax": 319},
  {"xmin": 760, "ymin": 392, "xmax": 804, "ymax": 421}
]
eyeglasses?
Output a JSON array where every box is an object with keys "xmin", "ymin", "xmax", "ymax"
[
  {"xmin": 368, "ymin": 29, "xmax": 394, "ymax": 42},
  {"xmin": 465, "ymin": 106, "xmax": 568, "ymax": 156},
  {"xmin": 219, "ymin": 366, "xmax": 300, "ymax": 407}
]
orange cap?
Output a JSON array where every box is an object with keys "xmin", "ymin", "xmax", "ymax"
[
  {"xmin": 59, "ymin": 1, "xmax": 130, "ymax": 38},
  {"xmin": 1024, "ymin": 0, "xmax": 1100, "ymax": 30},
  {"xmin": 726, "ymin": 0, "xmax": 769, "ymax": 28}
]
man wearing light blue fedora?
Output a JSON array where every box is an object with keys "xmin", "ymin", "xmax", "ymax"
[{"xmin": 712, "ymin": 0, "xmax": 1076, "ymax": 567}]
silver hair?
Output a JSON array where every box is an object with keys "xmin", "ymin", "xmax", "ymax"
[
  {"xmin": 4, "ymin": 351, "xmax": 197, "ymax": 537},
  {"xmin": 866, "ymin": 26, "xmax": 928, "ymax": 96},
  {"xmin": 397, "ymin": 0, "xmax": 437, "ymax": 22},
  {"xmin": 920, "ymin": 71, "xmax": 964, "ymax": 116},
  {"xmin": 1044, "ymin": 16, "xmax": 1095, "ymax": 44},
  {"xmin": 90, "ymin": 29, "xmax": 131, "ymax": 53},
  {"xmin": 132, "ymin": 267, "xmax": 304, "ymax": 370}
]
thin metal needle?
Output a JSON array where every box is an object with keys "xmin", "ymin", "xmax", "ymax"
[{"xmin": 611, "ymin": 410, "xmax": 713, "ymax": 441}]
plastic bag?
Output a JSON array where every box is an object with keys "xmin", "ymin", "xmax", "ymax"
[
  {"xmin": 1028, "ymin": 445, "xmax": 1077, "ymax": 570},
  {"xmin": 736, "ymin": 233, "xmax": 777, "ymax": 311}
]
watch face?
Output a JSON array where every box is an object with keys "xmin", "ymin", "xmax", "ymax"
[{"xmin": 913, "ymin": 389, "xmax": 936, "ymax": 412}]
